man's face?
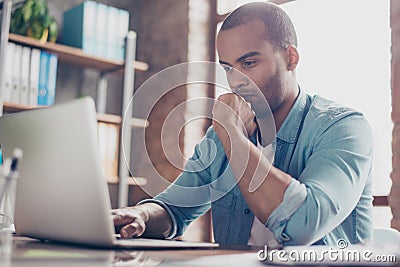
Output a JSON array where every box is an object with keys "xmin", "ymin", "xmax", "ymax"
[{"xmin": 216, "ymin": 20, "xmax": 289, "ymax": 117}]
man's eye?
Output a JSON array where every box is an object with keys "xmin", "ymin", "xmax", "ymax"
[
  {"xmin": 221, "ymin": 64, "xmax": 233, "ymax": 72},
  {"xmin": 243, "ymin": 60, "xmax": 256, "ymax": 68},
  {"xmin": 224, "ymin": 66, "xmax": 233, "ymax": 72}
]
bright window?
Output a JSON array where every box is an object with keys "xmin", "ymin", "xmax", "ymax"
[{"xmin": 281, "ymin": 0, "xmax": 392, "ymax": 226}]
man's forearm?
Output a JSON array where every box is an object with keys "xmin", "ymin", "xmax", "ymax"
[
  {"xmin": 137, "ymin": 203, "xmax": 172, "ymax": 238},
  {"xmin": 215, "ymin": 124, "xmax": 291, "ymax": 224}
]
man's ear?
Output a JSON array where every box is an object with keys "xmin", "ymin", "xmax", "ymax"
[{"xmin": 286, "ymin": 45, "xmax": 299, "ymax": 71}]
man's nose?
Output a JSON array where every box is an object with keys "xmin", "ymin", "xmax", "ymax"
[{"xmin": 227, "ymin": 70, "xmax": 250, "ymax": 94}]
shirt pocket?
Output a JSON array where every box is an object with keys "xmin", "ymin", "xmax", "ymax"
[{"xmin": 210, "ymin": 187, "xmax": 236, "ymax": 244}]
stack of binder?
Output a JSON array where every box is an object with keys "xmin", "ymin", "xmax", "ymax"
[
  {"xmin": 62, "ymin": 1, "xmax": 130, "ymax": 61},
  {"xmin": 3, "ymin": 42, "xmax": 58, "ymax": 106}
]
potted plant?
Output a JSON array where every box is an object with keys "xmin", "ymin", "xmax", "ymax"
[{"xmin": 10, "ymin": 0, "xmax": 58, "ymax": 43}]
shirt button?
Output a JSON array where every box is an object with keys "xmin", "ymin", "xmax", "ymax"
[{"xmin": 244, "ymin": 209, "xmax": 250, "ymax": 214}]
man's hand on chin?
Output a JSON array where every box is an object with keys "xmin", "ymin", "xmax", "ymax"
[{"xmin": 212, "ymin": 93, "xmax": 257, "ymax": 140}]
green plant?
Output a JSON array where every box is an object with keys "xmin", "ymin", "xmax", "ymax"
[{"xmin": 10, "ymin": 0, "xmax": 58, "ymax": 43}]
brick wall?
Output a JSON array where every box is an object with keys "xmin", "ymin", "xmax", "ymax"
[
  {"xmin": 127, "ymin": 0, "xmax": 215, "ymax": 242},
  {"xmin": 128, "ymin": 0, "xmax": 190, "ymax": 202},
  {"xmin": 390, "ymin": 0, "xmax": 400, "ymax": 231}
]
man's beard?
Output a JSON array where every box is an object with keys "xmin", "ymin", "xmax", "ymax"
[{"xmin": 252, "ymin": 68, "xmax": 285, "ymax": 118}]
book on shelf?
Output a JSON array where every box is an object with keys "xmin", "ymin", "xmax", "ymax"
[
  {"xmin": 62, "ymin": 1, "xmax": 130, "ymax": 61},
  {"xmin": 97, "ymin": 122, "xmax": 108, "ymax": 177},
  {"xmin": 29, "ymin": 48, "xmax": 41, "ymax": 106},
  {"xmin": 3, "ymin": 42, "xmax": 15, "ymax": 102},
  {"xmin": 62, "ymin": 0, "xmax": 97, "ymax": 55},
  {"xmin": 46, "ymin": 54, "xmax": 58, "ymax": 106},
  {"xmin": 117, "ymin": 9, "xmax": 130, "ymax": 61},
  {"xmin": 97, "ymin": 122, "xmax": 120, "ymax": 179},
  {"xmin": 11, "ymin": 44, "xmax": 22, "ymax": 104},
  {"xmin": 37, "ymin": 51, "xmax": 49, "ymax": 106},
  {"xmin": 107, "ymin": 123, "xmax": 119, "ymax": 178},
  {"xmin": 95, "ymin": 3, "xmax": 108, "ymax": 58},
  {"xmin": 105, "ymin": 6, "xmax": 119, "ymax": 60},
  {"xmin": 20, "ymin": 46, "xmax": 31, "ymax": 105},
  {"xmin": 37, "ymin": 51, "xmax": 58, "ymax": 106}
]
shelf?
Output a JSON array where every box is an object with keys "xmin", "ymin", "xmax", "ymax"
[
  {"xmin": 9, "ymin": 33, "xmax": 149, "ymax": 72},
  {"xmin": 106, "ymin": 176, "xmax": 147, "ymax": 186},
  {"xmin": 2, "ymin": 102, "xmax": 41, "ymax": 112},
  {"xmin": 3, "ymin": 102, "xmax": 149, "ymax": 128},
  {"xmin": 97, "ymin": 113, "xmax": 149, "ymax": 128}
]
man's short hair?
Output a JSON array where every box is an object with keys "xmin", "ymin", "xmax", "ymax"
[{"xmin": 220, "ymin": 2, "xmax": 298, "ymax": 49}]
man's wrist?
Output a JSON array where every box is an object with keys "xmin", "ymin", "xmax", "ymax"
[
  {"xmin": 136, "ymin": 203, "xmax": 151, "ymax": 223},
  {"xmin": 214, "ymin": 122, "xmax": 249, "ymax": 160},
  {"xmin": 136, "ymin": 202, "xmax": 173, "ymax": 239},
  {"xmin": 214, "ymin": 120, "xmax": 246, "ymax": 139}
]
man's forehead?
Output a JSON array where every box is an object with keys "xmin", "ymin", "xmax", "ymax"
[
  {"xmin": 216, "ymin": 20, "xmax": 270, "ymax": 60},
  {"xmin": 217, "ymin": 19, "xmax": 266, "ymax": 39}
]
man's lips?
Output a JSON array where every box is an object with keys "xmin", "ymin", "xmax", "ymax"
[
  {"xmin": 239, "ymin": 93, "xmax": 256, "ymax": 101},
  {"xmin": 240, "ymin": 92, "xmax": 255, "ymax": 97},
  {"xmin": 231, "ymin": 89, "xmax": 259, "ymax": 103},
  {"xmin": 235, "ymin": 89, "xmax": 257, "ymax": 97}
]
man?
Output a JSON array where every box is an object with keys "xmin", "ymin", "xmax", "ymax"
[{"xmin": 113, "ymin": 2, "xmax": 373, "ymax": 246}]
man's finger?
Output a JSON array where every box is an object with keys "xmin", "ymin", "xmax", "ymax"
[
  {"xmin": 112, "ymin": 209, "xmax": 136, "ymax": 227},
  {"xmin": 120, "ymin": 221, "xmax": 145, "ymax": 238},
  {"xmin": 112, "ymin": 211, "xmax": 126, "ymax": 226}
]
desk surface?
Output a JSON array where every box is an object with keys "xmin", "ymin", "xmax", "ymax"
[
  {"xmin": 3, "ymin": 235, "xmax": 399, "ymax": 266},
  {"xmin": 1, "ymin": 235, "xmax": 264, "ymax": 267}
]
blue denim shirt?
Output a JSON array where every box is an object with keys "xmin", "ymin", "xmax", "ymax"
[{"xmin": 140, "ymin": 90, "xmax": 373, "ymax": 246}]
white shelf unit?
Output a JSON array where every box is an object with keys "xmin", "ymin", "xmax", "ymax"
[{"xmin": 0, "ymin": 0, "xmax": 148, "ymax": 207}]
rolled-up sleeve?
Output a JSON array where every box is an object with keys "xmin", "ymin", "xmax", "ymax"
[
  {"xmin": 266, "ymin": 178, "xmax": 307, "ymax": 241},
  {"xmin": 266, "ymin": 113, "xmax": 373, "ymax": 245}
]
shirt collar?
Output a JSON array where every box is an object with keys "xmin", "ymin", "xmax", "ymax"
[{"xmin": 276, "ymin": 88, "xmax": 307, "ymax": 144}]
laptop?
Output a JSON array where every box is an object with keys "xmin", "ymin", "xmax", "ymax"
[{"xmin": 0, "ymin": 97, "xmax": 218, "ymax": 249}]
